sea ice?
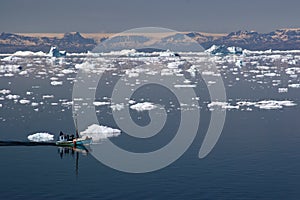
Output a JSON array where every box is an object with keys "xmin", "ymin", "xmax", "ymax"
[
  {"xmin": 288, "ymin": 84, "xmax": 300, "ymax": 88},
  {"xmin": 174, "ymin": 84, "xmax": 196, "ymax": 88},
  {"xmin": 80, "ymin": 124, "xmax": 121, "ymax": 142},
  {"xmin": 27, "ymin": 133, "xmax": 54, "ymax": 142},
  {"xmin": 0, "ymin": 89, "xmax": 11, "ymax": 95},
  {"xmin": 19, "ymin": 99, "xmax": 30, "ymax": 104},
  {"xmin": 130, "ymin": 102, "xmax": 157, "ymax": 111},
  {"xmin": 278, "ymin": 88, "xmax": 288, "ymax": 93},
  {"xmin": 93, "ymin": 101, "xmax": 110, "ymax": 106},
  {"xmin": 6, "ymin": 94, "xmax": 20, "ymax": 99},
  {"xmin": 42, "ymin": 95, "xmax": 54, "ymax": 99},
  {"xmin": 50, "ymin": 81, "xmax": 63, "ymax": 86},
  {"xmin": 110, "ymin": 103, "xmax": 124, "ymax": 111}
]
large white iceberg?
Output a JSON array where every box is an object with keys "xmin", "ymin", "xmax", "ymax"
[{"xmin": 80, "ymin": 124, "xmax": 121, "ymax": 142}]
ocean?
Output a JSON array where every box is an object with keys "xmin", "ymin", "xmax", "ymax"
[{"xmin": 0, "ymin": 50, "xmax": 300, "ymax": 199}]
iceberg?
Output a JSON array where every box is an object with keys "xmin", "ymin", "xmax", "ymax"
[
  {"xmin": 19, "ymin": 99, "xmax": 30, "ymax": 104},
  {"xmin": 50, "ymin": 81, "xmax": 63, "ymax": 86},
  {"xmin": 48, "ymin": 46, "xmax": 66, "ymax": 58},
  {"xmin": 12, "ymin": 51, "xmax": 47, "ymax": 57},
  {"xmin": 206, "ymin": 45, "xmax": 243, "ymax": 55},
  {"xmin": 0, "ymin": 89, "xmax": 11, "ymax": 95},
  {"xmin": 28, "ymin": 133, "xmax": 54, "ymax": 142},
  {"xmin": 80, "ymin": 124, "xmax": 121, "ymax": 142},
  {"xmin": 93, "ymin": 101, "xmax": 110, "ymax": 106},
  {"xmin": 110, "ymin": 103, "xmax": 124, "ymax": 111},
  {"xmin": 130, "ymin": 102, "xmax": 157, "ymax": 112}
]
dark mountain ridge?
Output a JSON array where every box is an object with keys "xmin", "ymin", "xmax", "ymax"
[{"xmin": 0, "ymin": 28, "xmax": 299, "ymax": 53}]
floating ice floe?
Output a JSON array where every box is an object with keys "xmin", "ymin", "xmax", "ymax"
[
  {"xmin": 61, "ymin": 69, "xmax": 75, "ymax": 74},
  {"xmin": 130, "ymin": 102, "xmax": 157, "ymax": 111},
  {"xmin": 50, "ymin": 81, "xmax": 63, "ymax": 86},
  {"xmin": 74, "ymin": 62, "xmax": 95, "ymax": 71},
  {"xmin": 110, "ymin": 103, "xmax": 124, "ymax": 111},
  {"xmin": 6, "ymin": 94, "xmax": 20, "ymax": 99},
  {"xmin": 12, "ymin": 51, "xmax": 47, "ymax": 57},
  {"xmin": 278, "ymin": 88, "xmax": 288, "ymax": 93},
  {"xmin": 31, "ymin": 102, "xmax": 39, "ymax": 107},
  {"xmin": 0, "ymin": 64, "xmax": 22, "ymax": 72},
  {"xmin": 207, "ymin": 101, "xmax": 239, "ymax": 110},
  {"xmin": 254, "ymin": 100, "xmax": 297, "ymax": 110},
  {"xmin": 0, "ymin": 89, "xmax": 11, "ymax": 95},
  {"xmin": 174, "ymin": 84, "xmax": 196, "ymax": 88},
  {"xmin": 80, "ymin": 124, "xmax": 121, "ymax": 142},
  {"xmin": 19, "ymin": 70, "xmax": 28, "ymax": 76},
  {"xmin": 19, "ymin": 99, "xmax": 30, "ymax": 104},
  {"xmin": 167, "ymin": 61, "xmax": 185, "ymax": 69},
  {"xmin": 27, "ymin": 133, "xmax": 54, "ymax": 142},
  {"xmin": 1, "ymin": 56, "xmax": 21, "ymax": 62},
  {"xmin": 42, "ymin": 95, "xmax": 54, "ymax": 99},
  {"xmin": 208, "ymin": 100, "xmax": 297, "ymax": 111},
  {"xmin": 128, "ymin": 100, "xmax": 136, "ymax": 104},
  {"xmin": 93, "ymin": 101, "xmax": 110, "ymax": 106},
  {"xmin": 50, "ymin": 77, "xmax": 59, "ymax": 81},
  {"xmin": 159, "ymin": 50, "xmax": 178, "ymax": 57},
  {"xmin": 4, "ymin": 73, "xmax": 14, "ymax": 77},
  {"xmin": 61, "ymin": 101, "xmax": 73, "ymax": 107},
  {"xmin": 288, "ymin": 83, "xmax": 300, "ymax": 88}
]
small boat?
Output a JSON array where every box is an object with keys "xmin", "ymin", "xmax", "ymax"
[
  {"xmin": 56, "ymin": 134, "xmax": 92, "ymax": 147},
  {"xmin": 56, "ymin": 115, "xmax": 92, "ymax": 147}
]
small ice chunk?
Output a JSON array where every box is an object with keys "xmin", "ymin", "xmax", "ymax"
[
  {"xmin": 4, "ymin": 73, "xmax": 14, "ymax": 77},
  {"xmin": 51, "ymin": 81, "xmax": 63, "ymax": 86},
  {"xmin": 19, "ymin": 70, "xmax": 28, "ymax": 75},
  {"xmin": 278, "ymin": 88, "xmax": 288, "ymax": 93},
  {"xmin": 19, "ymin": 99, "xmax": 30, "ymax": 104},
  {"xmin": 110, "ymin": 103, "xmax": 124, "ymax": 111},
  {"xmin": 174, "ymin": 84, "xmax": 196, "ymax": 88},
  {"xmin": 93, "ymin": 101, "xmax": 110, "ymax": 106},
  {"xmin": 0, "ymin": 89, "xmax": 11, "ymax": 95},
  {"xmin": 42, "ymin": 95, "xmax": 54, "ymax": 99},
  {"xmin": 130, "ymin": 102, "xmax": 157, "ymax": 112},
  {"xmin": 31, "ymin": 102, "xmax": 39, "ymax": 107},
  {"xmin": 75, "ymin": 62, "xmax": 95, "ymax": 71},
  {"xmin": 288, "ymin": 84, "xmax": 300, "ymax": 88},
  {"xmin": 129, "ymin": 100, "xmax": 136, "ymax": 104},
  {"xmin": 50, "ymin": 77, "xmax": 59, "ymax": 81},
  {"xmin": 6, "ymin": 94, "xmax": 20, "ymax": 99},
  {"xmin": 61, "ymin": 69, "xmax": 75, "ymax": 74}
]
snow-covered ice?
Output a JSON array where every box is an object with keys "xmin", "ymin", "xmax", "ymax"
[
  {"xmin": 27, "ymin": 133, "xmax": 54, "ymax": 142},
  {"xmin": 130, "ymin": 102, "xmax": 157, "ymax": 112},
  {"xmin": 80, "ymin": 124, "xmax": 121, "ymax": 142}
]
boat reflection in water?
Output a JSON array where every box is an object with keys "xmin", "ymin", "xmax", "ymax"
[
  {"xmin": 57, "ymin": 145, "xmax": 90, "ymax": 175},
  {"xmin": 0, "ymin": 140, "xmax": 90, "ymax": 176},
  {"xmin": 58, "ymin": 145, "xmax": 89, "ymax": 158}
]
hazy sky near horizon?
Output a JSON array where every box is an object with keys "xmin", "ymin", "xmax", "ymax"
[{"xmin": 0, "ymin": 0, "xmax": 299, "ymax": 33}]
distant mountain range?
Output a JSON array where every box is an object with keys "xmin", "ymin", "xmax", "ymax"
[
  {"xmin": 0, "ymin": 32, "xmax": 96, "ymax": 53},
  {"xmin": 0, "ymin": 28, "xmax": 299, "ymax": 53}
]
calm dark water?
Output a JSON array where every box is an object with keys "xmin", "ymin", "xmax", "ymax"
[{"xmin": 0, "ymin": 54, "xmax": 300, "ymax": 199}]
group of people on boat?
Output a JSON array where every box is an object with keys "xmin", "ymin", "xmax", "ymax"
[{"xmin": 58, "ymin": 131, "xmax": 75, "ymax": 142}]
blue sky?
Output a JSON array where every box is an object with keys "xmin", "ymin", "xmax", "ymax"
[{"xmin": 0, "ymin": 0, "xmax": 299, "ymax": 33}]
